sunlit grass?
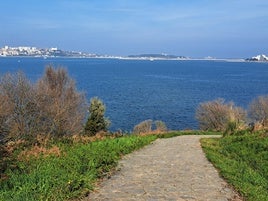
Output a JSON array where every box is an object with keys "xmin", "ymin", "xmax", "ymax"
[
  {"xmin": 0, "ymin": 135, "xmax": 157, "ymax": 201},
  {"xmin": 201, "ymin": 131, "xmax": 268, "ymax": 201}
]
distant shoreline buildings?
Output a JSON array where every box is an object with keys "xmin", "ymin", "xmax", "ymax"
[
  {"xmin": 0, "ymin": 45, "xmax": 267, "ymax": 62},
  {"xmin": 0, "ymin": 45, "xmax": 98, "ymax": 58},
  {"xmin": 246, "ymin": 54, "xmax": 268, "ymax": 62}
]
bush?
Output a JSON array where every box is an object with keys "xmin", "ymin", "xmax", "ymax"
[
  {"xmin": 36, "ymin": 66, "xmax": 87, "ymax": 137},
  {"xmin": 0, "ymin": 66, "xmax": 87, "ymax": 144},
  {"xmin": 84, "ymin": 97, "xmax": 110, "ymax": 136},
  {"xmin": 133, "ymin": 119, "xmax": 153, "ymax": 134},
  {"xmin": 248, "ymin": 95, "xmax": 268, "ymax": 128},
  {"xmin": 195, "ymin": 98, "xmax": 246, "ymax": 132},
  {"xmin": 0, "ymin": 72, "xmax": 39, "ymax": 143},
  {"xmin": 133, "ymin": 120, "xmax": 168, "ymax": 134},
  {"xmin": 155, "ymin": 120, "xmax": 167, "ymax": 132}
]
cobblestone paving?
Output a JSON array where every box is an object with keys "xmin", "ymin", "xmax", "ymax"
[{"xmin": 85, "ymin": 135, "xmax": 242, "ymax": 201}]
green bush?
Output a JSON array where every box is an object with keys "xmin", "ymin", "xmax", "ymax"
[{"xmin": 84, "ymin": 97, "xmax": 110, "ymax": 136}]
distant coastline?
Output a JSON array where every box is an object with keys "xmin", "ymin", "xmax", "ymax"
[{"xmin": 0, "ymin": 45, "xmax": 267, "ymax": 62}]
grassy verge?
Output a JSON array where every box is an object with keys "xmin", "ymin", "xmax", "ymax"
[
  {"xmin": 0, "ymin": 135, "xmax": 157, "ymax": 201},
  {"xmin": 157, "ymin": 130, "xmax": 221, "ymax": 138},
  {"xmin": 201, "ymin": 131, "xmax": 268, "ymax": 201}
]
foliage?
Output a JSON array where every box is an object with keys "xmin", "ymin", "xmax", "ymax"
[
  {"xmin": 36, "ymin": 65, "xmax": 87, "ymax": 137},
  {"xmin": 155, "ymin": 120, "xmax": 167, "ymax": 132},
  {"xmin": 84, "ymin": 97, "xmax": 110, "ymax": 136},
  {"xmin": 133, "ymin": 120, "xmax": 169, "ymax": 134},
  {"xmin": 0, "ymin": 72, "xmax": 39, "ymax": 143},
  {"xmin": 133, "ymin": 119, "xmax": 153, "ymax": 134},
  {"xmin": 201, "ymin": 131, "xmax": 268, "ymax": 201},
  {"xmin": 195, "ymin": 98, "xmax": 246, "ymax": 132},
  {"xmin": 249, "ymin": 95, "xmax": 268, "ymax": 128},
  {"xmin": 0, "ymin": 66, "xmax": 87, "ymax": 145},
  {"xmin": 0, "ymin": 135, "xmax": 157, "ymax": 201}
]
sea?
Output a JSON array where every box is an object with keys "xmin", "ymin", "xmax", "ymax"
[{"xmin": 0, "ymin": 57, "xmax": 268, "ymax": 132}]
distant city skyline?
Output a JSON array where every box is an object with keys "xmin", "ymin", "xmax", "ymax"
[{"xmin": 0, "ymin": 0, "xmax": 267, "ymax": 58}]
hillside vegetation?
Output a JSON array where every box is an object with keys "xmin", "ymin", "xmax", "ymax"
[
  {"xmin": 0, "ymin": 130, "xmax": 213, "ymax": 200},
  {"xmin": 201, "ymin": 131, "xmax": 268, "ymax": 201},
  {"xmin": 1, "ymin": 67, "xmax": 268, "ymax": 201},
  {"xmin": 0, "ymin": 135, "xmax": 157, "ymax": 200}
]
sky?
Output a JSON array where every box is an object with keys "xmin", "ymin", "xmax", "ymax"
[{"xmin": 0, "ymin": 0, "xmax": 268, "ymax": 58}]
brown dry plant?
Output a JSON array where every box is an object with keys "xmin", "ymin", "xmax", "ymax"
[
  {"xmin": 249, "ymin": 95, "xmax": 268, "ymax": 128},
  {"xmin": 18, "ymin": 145, "xmax": 61, "ymax": 161},
  {"xmin": 0, "ymin": 72, "xmax": 39, "ymax": 142},
  {"xmin": 195, "ymin": 98, "xmax": 246, "ymax": 132},
  {"xmin": 36, "ymin": 66, "xmax": 87, "ymax": 137},
  {"xmin": 133, "ymin": 119, "xmax": 153, "ymax": 134}
]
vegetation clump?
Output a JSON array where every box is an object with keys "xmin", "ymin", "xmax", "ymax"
[
  {"xmin": 248, "ymin": 95, "xmax": 268, "ymax": 128},
  {"xmin": 36, "ymin": 66, "xmax": 87, "ymax": 137},
  {"xmin": 196, "ymin": 96, "xmax": 268, "ymax": 134},
  {"xmin": 0, "ymin": 66, "xmax": 87, "ymax": 146},
  {"xmin": 201, "ymin": 131, "xmax": 268, "ymax": 201},
  {"xmin": 1, "ymin": 65, "xmax": 268, "ymax": 201},
  {"xmin": 84, "ymin": 97, "xmax": 110, "ymax": 136},
  {"xmin": 133, "ymin": 120, "xmax": 167, "ymax": 134},
  {"xmin": 0, "ymin": 135, "xmax": 157, "ymax": 201},
  {"xmin": 195, "ymin": 98, "xmax": 246, "ymax": 133}
]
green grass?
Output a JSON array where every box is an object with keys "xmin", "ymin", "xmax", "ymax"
[
  {"xmin": 0, "ymin": 130, "xmax": 224, "ymax": 201},
  {"xmin": 0, "ymin": 135, "xmax": 157, "ymax": 201},
  {"xmin": 157, "ymin": 130, "xmax": 221, "ymax": 138},
  {"xmin": 201, "ymin": 131, "xmax": 268, "ymax": 201}
]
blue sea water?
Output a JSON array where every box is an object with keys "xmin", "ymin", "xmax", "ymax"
[{"xmin": 0, "ymin": 57, "xmax": 268, "ymax": 132}]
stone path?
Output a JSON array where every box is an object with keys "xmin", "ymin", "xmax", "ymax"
[{"xmin": 85, "ymin": 135, "xmax": 242, "ymax": 201}]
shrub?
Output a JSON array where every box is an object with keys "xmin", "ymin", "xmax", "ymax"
[
  {"xmin": 0, "ymin": 72, "xmax": 39, "ymax": 143},
  {"xmin": 36, "ymin": 66, "xmax": 87, "ymax": 137},
  {"xmin": 133, "ymin": 119, "xmax": 153, "ymax": 134},
  {"xmin": 84, "ymin": 97, "xmax": 110, "ymax": 136},
  {"xmin": 195, "ymin": 98, "xmax": 246, "ymax": 132},
  {"xmin": 248, "ymin": 95, "xmax": 268, "ymax": 128},
  {"xmin": 0, "ymin": 66, "xmax": 87, "ymax": 145},
  {"xmin": 155, "ymin": 120, "xmax": 167, "ymax": 132}
]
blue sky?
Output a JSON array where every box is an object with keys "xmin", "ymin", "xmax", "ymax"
[{"xmin": 1, "ymin": 0, "xmax": 267, "ymax": 58}]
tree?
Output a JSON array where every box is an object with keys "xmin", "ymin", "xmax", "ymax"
[
  {"xmin": 0, "ymin": 66, "xmax": 87, "ymax": 144},
  {"xmin": 85, "ymin": 97, "xmax": 110, "ymax": 136},
  {"xmin": 249, "ymin": 95, "xmax": 268, "ymax": 127},
  {"xmin": 36, "ymin": 65, "xmax": 87, "ymax": 137},
  {"xmin": 195, "ymin": 99, "xmax": 246, "ymax": 132},
  {"xmin": 0, "ymin": 72, "xmax": 39, "ymax": 143}
]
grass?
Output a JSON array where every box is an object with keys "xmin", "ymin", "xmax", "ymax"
[
  {"xmin": 201, "ymin": 131, "xmax": 268, "ymax": 201},
  {"xmin": 3, "ymin": 129, "xmax": 250, "ymax": 201},
  {"xmin": 156, "ymin": 130, "xmax": 221, "ymax": 138},
  {"xmin": 0, "ymin": 135, "xmax": 157, "ymax": 201}
]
